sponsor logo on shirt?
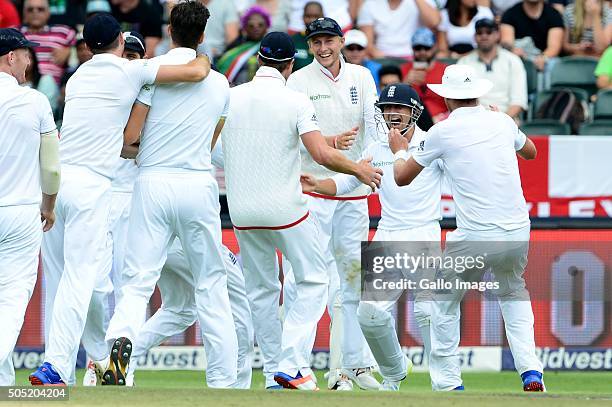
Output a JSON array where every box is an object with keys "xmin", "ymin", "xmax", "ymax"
[
  {"xmin": 372, "ymin": 160, "xmax": 394, "ymax": 168},
  {"xmin": 310, "ymin": 94, "xmax": 331, "ymax": 101},
  {"xmin": 350, "ymin": 86, "xmax": 358, "ymax": 104},
  {"xmin": 311, "ymin": 113, "xmax": 318, "ymax": 122}
]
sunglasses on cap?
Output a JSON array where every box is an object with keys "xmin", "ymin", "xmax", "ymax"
[{"xmin": 413, "ymin": 45, "xmax": 432, "ymax": 52}]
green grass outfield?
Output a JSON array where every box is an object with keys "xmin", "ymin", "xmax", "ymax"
[{"xmin": 8, "ymin": 370, "xmax": 612, "ymax": 406}]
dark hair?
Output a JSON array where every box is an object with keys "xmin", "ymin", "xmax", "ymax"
[
  {"xmin": 170, "ymin": 1, "xmax": 211, "ymax": 50},
  {"xmin": 304, "ymin": 1, "xmax": 323, "ymax": 13},
  {"xmin": 450, "ymin": 98, "xmax": 478, "ymax": 105},
  {"xmin": 26, "ymin": 47, "xmax": 41, "ymax": 87},
  {"xmin": 446, "ymin": 0, "xmax": 478, "ymax": 27},
  {"xmin": 378, "ymin": 65, "xmax": 403, "ymax": 81},
  {"xmin": 258, "ymin": 55, "xmax": 292, "ymax": 73},
  {"xmin": 90, "ymin": 35, "xmax": 120, "ymax": 54}
]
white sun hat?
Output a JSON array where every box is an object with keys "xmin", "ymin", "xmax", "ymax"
[{"xmin": 427, "ymin": 64, "xmax": 493, "ymax": 99}]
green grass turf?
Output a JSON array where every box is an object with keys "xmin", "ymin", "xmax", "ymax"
[{"xmin": 9, "ymin": 370, "xmax": 612, "ymax": 406}]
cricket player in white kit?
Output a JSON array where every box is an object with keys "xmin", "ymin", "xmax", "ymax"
[
  {"xmin": 222, "ymin": 31, "xmax": 382, "ymax": 390},
  {"xmin": 301, "ymin": 83, "xmax": 444, "ymax": 391},
  {"xmin": 0, "ymin": 28, "xmax": 60, "ymax": 386},
  {"xmin": 103, "ymin": 2, "xmax": 238, "ymax": 388},
  {"xmin": 392, "ymin": 65, "xmax": 544, "ymax": 392},
  {"xmin": 286, "ymin": 17, "xmax": 380, "ymax": 390},
  {"xmin": 31, "ymin": 13, "xmax": 212, "ymax": 385}
]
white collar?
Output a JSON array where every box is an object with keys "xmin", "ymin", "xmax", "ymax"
[
  {"xmin": 253, "ymin": 66, "xmax": 287, "ymax": 85},
  {"xmin": 314, "ymin": 55, "xmax": 345, "ymax": 82},
  {"xmin": 166, "ymin": 47, "xmax": 197, "ymax": 58},
  {"xmin": 0, "ymin": 72, "xmax": 18, "ymax": 85}
]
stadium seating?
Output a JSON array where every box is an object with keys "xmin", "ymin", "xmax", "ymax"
[
  {"xmin": 579, "ymin": 120, "xmax": 612, "ymax": 136},
  {"xmin": 530, "ymin": 87, "xmax": 590, "ymax": 119},
  {"xmin": 593, "ymin": 90, "xmax": 612, "ymax": 120},
  {"xmin": 549, "ymin": 57, "xmax": 599, "ymax": 96},
  {"xmin": 520, "ymin": 119, "xmax": 572, "ymax": 135},
  {"xmin": 523, "ymin": 58, "xmax": 538, "ymax": 96}
]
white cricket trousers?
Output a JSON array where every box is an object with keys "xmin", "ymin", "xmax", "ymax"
[
  {"xmin": 307, "ymin": 197, "xmax": 375, "ymax": 370},
  {"xmin": 128, "ymin": 240, "xmax": 254, "ymax": 388},
  {"xmin": 105, "ymin": 170, "xmax": 238, "ymax": 388},
  {"xmin": 358, "ymin": 222, "xmax": 440, "ymax": 382},
  {"xmin": 429, "ymin": 225, "xmax": 543, "ymax": 391},
  {"xmin": 41, "ymin": 166, "xmax": 112, "ymax": 384},
  {"xmin": 81, "ymin": 190, "xmax": 132, "ymax": 362},
  {"xmin": 0, "ymin": 205, "xmax": 42, "ymax": 385},
  {"xmin": 235, "ymin": 213, "xmax": 328, "ymax": 388}
]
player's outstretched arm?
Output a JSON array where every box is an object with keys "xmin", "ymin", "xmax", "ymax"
[
  {"xmin": 154, "ymin": 54, "xmax": 211, "ymax": 84},
  {"xmin": 124, "ymin": 102, "xmax": 150, "ymax": 146},
  {"xmin": 39, "ymin": 129, "xmax": 61, "ymax": 232},
  {"xmin": 517, "ymin": 137, "xmax": 537, "ymax": 160},
  {"xmin": 301, "ymin": 130, "xmax": 383, "ymax": 190}
]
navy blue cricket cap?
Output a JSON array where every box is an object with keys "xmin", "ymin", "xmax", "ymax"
[
  {"xmin": 0, "ymin": 28, "xmax": 39, "ymax": 56},
  {"xmin": 83, "ymin": 13, "xmax": 121, "ymax": 50},
  {"xmin": 376, "ymin": 83, "xmax": 423, "ymax": 111},
  {"xmin": 258, "ymin": 31, "xmax": 296, "ymax": 62},
  {"xmin": 305, "ymin": 17, "xmax": 343, "ymax": 40}
]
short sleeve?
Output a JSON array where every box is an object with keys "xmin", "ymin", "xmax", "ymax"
[
  {"xmin": 357, "ymin": 2, "xmax": 374, "ymax": 26},
  {"xmin": 514, "ymin": 127, "xmax": 527, "ymax": 151},
  {"xmin": 37, "ymin": 93, "xmax": 56, "ymax": 134},
  {"xmin": 296, "ymin": 94, "xmax": 320, "ymax": 136},
  {"xmin": 562, "ymin": 6, "xmax": 572, "ymax": 28},
  {"xmin": 286, "ymin": 72, "xmax": 305, "ymax": 93},
  {"xmin": 127, "ymin": 58, "xmax": 160, "ymax": 89},
  {"xmin": 548, "ymin": 6, "xmax": 565, "ymax": 28},
  {"xmin": 136, "ymin": 83, "xmax": 156, "ymax": 107},
  {"xmin": 412, "ymin": 127, "xmax": 443, "ymax": 167},
  {"xmin": 500, "ymin": 6, "xmax": 517, "ymax": 26},
  {"xmin": 604, "ymin": 4, "xmax": 611, "ymax": 25},
  {"xmin": 221, "ymin": 87, "xmax": 230, "ymax": 118},
  {"xmin": 361, "ymin": 70, "xmax": 379, "ymax": 146},
  {"xmin": 595, "ymin": 47, "xmax": 612, "ymax": 76}
]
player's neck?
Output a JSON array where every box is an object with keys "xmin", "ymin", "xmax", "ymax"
[{"xmin": 327, "ymin": 59, "xmax": 341, "ymax": 78}]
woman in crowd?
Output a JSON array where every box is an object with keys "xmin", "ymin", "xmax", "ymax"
[
  {"xmin": 437, "ymin": 0, "xmax": 494, "ymax": 58},
  {"xmin": 562, "ymin": 0, "xmax": 611, "ymax": 56},
  {"xmin": 217, "ymin": 5, "xmax": 271, "ymax": 86}
]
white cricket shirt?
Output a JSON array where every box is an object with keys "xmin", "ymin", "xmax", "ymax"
[
  {"xmin": 59, "ymin": 53, "xmax": 159, "ymax": 179},
  {"xmin": 287, "ymin": 57, "xmax": 378, "ymax": 198},
  {"xmin": 412, "ymin": 105, "xmax": 530, "ymax": 231},
  {"xmin": 222, "ymin": 66, "xmax": 319, "ymax": 229},
  {"xmin": 136, "ymin": 48, "xmax": 230, "ymax": 172},
  {"xmin": 0, "ymin": 72, "xmax": 56, "ymax": 206},
  {"xmin": 333, "ymin": 127, "xmax": 443, "ymax": 230}
]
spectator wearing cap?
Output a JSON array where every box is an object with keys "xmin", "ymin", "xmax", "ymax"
[
  {"xmin": 291, "ymin": 1, "xmax": 323, "ymax": 72},
  {"xmin": 122, "ymin": 30, "xmax": 145, "ymax": 60},
  {"xmin": 458, "ymin": 18, "xmax": 527, "ymax": 122},
  {"xmin": 0, "ymin": 0, "xmax": 20, "ymax": 28},
  {"xmin": 217, "ymin": 6, "xmax": 271, "ymax": 86},
  {"xmin": 500, "ymin": 0, "xmax": 564, "ymax": 72},
  {"xmin": 20, "ymin": 0, "xmax": 76, "ymax": 84},
  {"xmin": 401, "ymin": 28, "xmax": 449, "ymax": 129},
  {"xmin": 437, "ymin": 0, "xmax": 494, "ymax": 58},
  {"xmin": 199, "ymin": 0, "xmax": 239, "ymax": 61},
  {"xmin": 342, "ymin": 29, "xmax": 382, "ymax": 88},
  {"xmin": 595, "ymin": 45, "xmax": 612, "ymax": 89},
  {"xmin": 110, "ymin": 0, "xmax": 163, "ymax": 56},
  {"xmin": 358, "ymin": 0, "xmax": 440, "ymax": 59}
]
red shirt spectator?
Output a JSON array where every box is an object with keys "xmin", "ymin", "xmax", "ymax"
[
  {"xmin": 0, "ymin": 0, "xmax": 20, "ymax": 28},
  {"xmin": 401, "ymin": 60, "xmax": 448, "ymax": 118},
  {"xmin": 21, "ymin": 0, "xmax": 76, "ymax": 84}
]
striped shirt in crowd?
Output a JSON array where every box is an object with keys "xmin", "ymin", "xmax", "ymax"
[
  {"xmin": 563, "ymin": 3, "xmax": 611, "ymax": 44},
  {"xmin": 21, "ymin": 24, "xmax": 76, "ymax": 84}
]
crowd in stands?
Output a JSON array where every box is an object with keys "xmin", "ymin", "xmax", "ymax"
[{"xmin": 1, "ymin": 0, "xmax": 610, "ymax": 133}]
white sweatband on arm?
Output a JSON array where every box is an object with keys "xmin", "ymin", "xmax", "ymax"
[
  {"xmin": 332, "ymin": 173, "xmax": 361, "ymax": 196},
  {"xmin": 40, "ymin": 129, "xmax": 61, "ymax": 195},
  {"xmin": 394, "ymin": 150, "xmax": 410, "ymax": 162}
]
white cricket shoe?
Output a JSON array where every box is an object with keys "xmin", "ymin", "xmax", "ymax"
[
  {"xmin": 379, "ymin": 379, "xmax": 401, "ymax": 391},
  {"xmin": 326, "ymin": 368, "xmax": 342, "ymax": 390},
  {"xmin": 336, "ymin": 375, "xmax": 354, "ymax": 391},
  {"xmin": 125, "ymin": 369, "xmax": 135, "ymax": 387},
  {"xmin": 341, "ymin": 367, "xmax": 381, "ymax": 390},
  {"xmin": 82, "ymin": 360, "xmax": 97, "ymax": 386}
]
